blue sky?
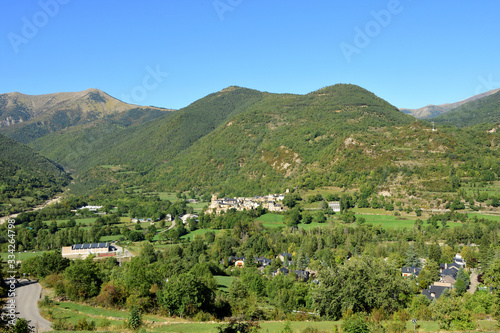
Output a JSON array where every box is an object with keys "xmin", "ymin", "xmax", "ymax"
[{"xmin": 1, "ymin": 1, "xmax": 499, "ymax": 110}]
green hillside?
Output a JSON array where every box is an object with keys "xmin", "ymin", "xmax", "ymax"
[
  {"xmin": 0, "ymin": 133, "xmax": 71, "ymax": 215},
  {"xmin": 30, "ymin": 86, "xmax": 264, "ymax": 174},
  {"xmin": 13, "ymin": 84, "xmax": 500, "ymax": 198},
  {"xmin": 434, "ymin": 90, "xmax": 500, "ymax": 127},
  {"xmin": 154, "ymin": 84, "xmax": 417, "ymax": 194}
]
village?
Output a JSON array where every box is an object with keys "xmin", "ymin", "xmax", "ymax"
[{"xmin": 207, "ymin": 193, "xmax": 287, "ymax": 214}]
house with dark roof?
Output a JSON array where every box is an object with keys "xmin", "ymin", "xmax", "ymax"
[
  {"xmin": 272, "ymin": 267, "xmax": 290, "ymax": 277},
  {"xmin": 278, "ymin": 252, "xmax": 293, "ymax": 262},
  {"xmin": 292, "ymin": 270, "xmax": 310, "ymax": 281},
  {"xmin": 257, "ymin": 256, "xmax": 272, "ymax": 267},
  {"xmin": 401, "ymin": 266, "xmax": 422, "ymax": 277},
  {"xmin": 422, "ymin": 282, "xmax": 452, "ymax": 300}
]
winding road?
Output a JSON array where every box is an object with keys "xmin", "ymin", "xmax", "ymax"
[
  {"xmin": 13, "ymin": 279, "xmax": 52, "ymax": 332},
  {"xmin": 0, "ymin": 194, "xmax": 64, "ymax": 225}
]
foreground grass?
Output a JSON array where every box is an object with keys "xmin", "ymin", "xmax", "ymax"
[{"xmin": 40, "ymin": 299, "xmax": 499, "ymax": 332}]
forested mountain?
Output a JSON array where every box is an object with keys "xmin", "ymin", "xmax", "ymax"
[
  {"xmin": 5, "ymin": 84, "xmax": 500, "ymax": 198},
  {"xmin": 0, "ymin": 133, "xmax": 70, "ymax": 215},
  {"xmin": 400, "ymin": 88, "xmax": 500, "ymax": 119},
  {"xmin": 433, "ymin": 89, "xmax": 500, "ymax": 127},
  {"xmin": 154, "ymin": 85, "xmax": 500, "ymax": 195},
  {"xmin": 29, "ymin": 86, "xmax": 265, "ymax": 174},
  {"xmin": 0, "ymin": 89, "xmax": 173, "ymax": 143}
]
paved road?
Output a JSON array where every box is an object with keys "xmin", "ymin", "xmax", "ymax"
[
  {"xmin": 14, "ymin": 280, "xmax": 52, "ymax": 332},
  {"xmin": 468, "ymin": 269, "xmax": 479, "ymax": 294}
]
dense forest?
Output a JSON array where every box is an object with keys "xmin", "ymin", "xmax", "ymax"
[{"xmin": 0, "ymin": 134, "xmax": 70, "ymax": 215}]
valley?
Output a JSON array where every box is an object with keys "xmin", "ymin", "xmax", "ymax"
[{"xmin": 0, "ymin": 84, "xmax": 499, "ymax": 332}]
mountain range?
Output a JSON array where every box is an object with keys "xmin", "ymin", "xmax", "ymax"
[
  {"xmin": 0, "ymin": 88, "xmax": 173, "ymax": 143},
  {"xmin": 0, "ymin": 84, "xmax": 499, "ymax": 199},
  {"xmin": 400, "ymin": 88, "xmax": 500, "ymax": 119}
]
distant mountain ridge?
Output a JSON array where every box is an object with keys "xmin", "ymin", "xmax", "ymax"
[
  {"xmin": 400, "ymin": 88, "xmax": 500, "ymax": 119},
  {"xmin": 434, "ymin": 89, "xmax": 500, "ymax": 127},
  {"xmin": 0, "ymin": 89, "xmax": 173, "ymax": 143}
]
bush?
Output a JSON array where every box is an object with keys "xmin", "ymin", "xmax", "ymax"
[
  {"xmin": 98, "ymin": 318, "xmax": 111, "ymax": 328},
  {"xmin": 75, "ymin": 318, "xmax": 96, "ymax": 331},
  {"xmin": 51, "ymin": 318, "xmax": 74, "ymax": 331},
  {"xmin": 127, "ymin": 306, "xmax": 143, "ymax": 331},
  {"xmin": 342, "ymin": 313, "xmax": 370, "ymax": 333},
  {"xmin": 216, "ymin": 316, "xmax": 260, "ymax": 333},
  {"xmin": 38, "ymin": 295, "xmax": 53, "ymax": 308}
]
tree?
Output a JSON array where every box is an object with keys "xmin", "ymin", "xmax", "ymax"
[
  {"xmin": 63, "ymin": 257, "xmax": 102, "ymax": 300},
  {"xmin": 301, "ymin": 212, "xmax": 312, "ymax": 224},
  {"xmin": 417, "ymin": 260, "xmax": 440, "ymax": 290},
  {"xmin": 340, "ymin": 194, "xmax": 354, "ymax": 212},
  {"xmin": 340, "ymin": 211, "xmax": 356, "ymax": 224},
  {"xmin": 157, "ymin": 273, "xmax": 216, "ymax": 317},
  {"xmin": 283, "ymin": 208, "xmax": 301, "ymax": 227},
  {"xmin": 139, "ymin": 242, "xmax": 157, "ymax": 264},
  {"xmin": 7, "ymin": 318, "xmax": 32, "ymax": 333},
  {"xmin": 428, "ymin": 243, "xmax": 442, "ymax": 263},
  {"xmin": 312, "ymin": 211, "xmax": 326, "ymax": 224},
  {"xmin": 21, "ymin": 251, "xmax": 70, "ymax": 278},
  {"xmin": 282, "ymin": 193, "xmax": 301, "ymax": 209},
  {"xmin": 405, "ymin": 245, "xmax": 421, "ymax": 268},
  {"xmin": 313, "ymin": 257, "xmax": 410, "ymax": 319}
]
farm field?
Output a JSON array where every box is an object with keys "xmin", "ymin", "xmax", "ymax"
[
  {"xmin": 0, "ymin": 251, "xmax": 45, "ymax": 261},
  {"xmin": 468, "ymin": 213, "xmax": 500, "ymax": 221},
  {"xmin": 358, "ymin": 214, "xmax": 461, "ymax": 229},
  {"xmin": 214, "ymin": 275, "xmax": 234, "ymax": 292},
  {"xmin": 180, "ymin": 228, "xmax": 220, "ymax": 240},
  {"xmin": 254, "ymin": 213, "xmax": 284, "ymax": 228}
]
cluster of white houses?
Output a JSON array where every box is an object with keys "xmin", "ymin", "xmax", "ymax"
[{"xmin": 208, "ymin": 194, "xmax": 287, "ymax": 214}]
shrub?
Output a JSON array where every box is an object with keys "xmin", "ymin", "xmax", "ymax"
[
  {"xmin": 127, "ymin": 306, "xmax": 143, "ymax": 331},
  {"xmin": 75, "ymin": 318, "xmax": 96, "ymax": 331},
  {"xmin": 342, "ymin": 313, "xmax": 370, "ymax": 333},
  {"xmin": 38, "ymin": 295, "xmax": 53, "ymax": 308}
]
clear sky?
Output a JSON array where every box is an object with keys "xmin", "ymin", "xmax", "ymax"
[{"xmin": 1, "ymin": 0, "xmax": 499, "ymax": 110}]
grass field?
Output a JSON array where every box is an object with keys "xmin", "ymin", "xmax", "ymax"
[
  {"xmin": 352, "ymin": 208, "xmax": 394, "ymax": 215},
  {"xmin": 37, "ymin": 297, "xmax": 500, "ymax": 333},
  {"xmin": 180, "ymin": 228, "xmax": 221, "ymax": 240},
  {"xmin": 358, "ymin": 213, "xmax": 463, "ymax": 229},
  {"xmin": 0, "ymin": 251, "xmax": 45, "ymax": 261},
  {"xmin": 255, "ymin": 213, "xmax": 284, "ymax": 228},
  {"xmin": 42, "ymin": 218, "xmax": 97, "ymax": 227},
  {"xmin": 299, "ymin": 222, "xmax": 331, "ymax": 231},
  {"xmin": 468, "ymin": 213, "xmax": 500, "ymax": 221},
  {"xmin": 214, "ymin": 275, "xmax": 235, "ymax": 292},
  {"xmin": 187, "ymin": 202, "xmax": 208, "ymax": 213},
  {"xmin": 99, "ymin": 234, "xmax": 124, "ymax": 242}
]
